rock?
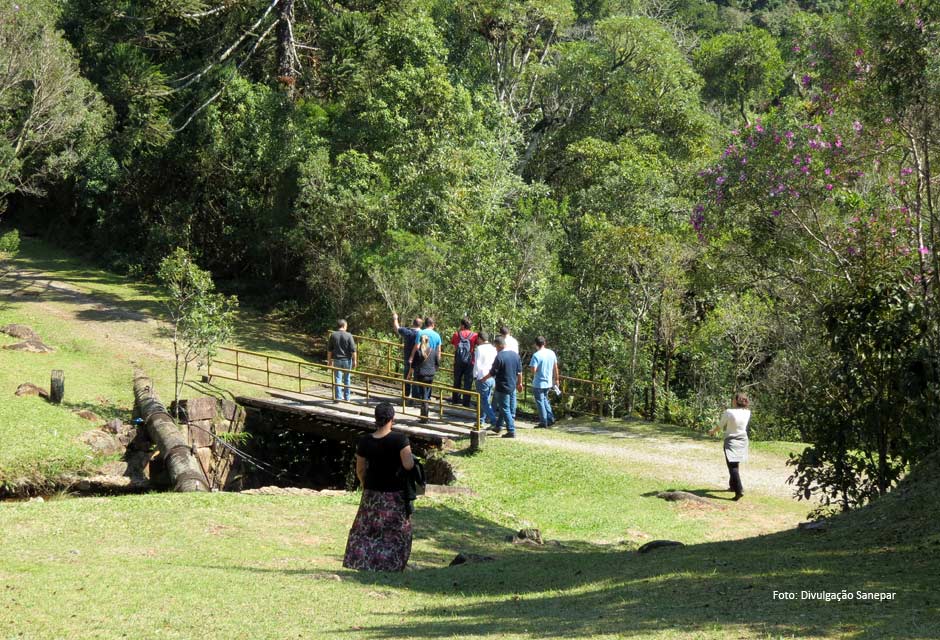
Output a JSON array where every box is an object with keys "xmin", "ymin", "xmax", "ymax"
[
  {"xmin": 798, "ymin": 521, "xmax": 830, "ymax": 532},
  {"xmin": 195, "ymin": 447, "xmax": 214, "ymax": 476},
  {"xmin": 28, "ymin": 496, "xmax": 44, "ymax": 503},
  {"xmin": 449, "ymin": 552, "xmax": 496, "ymax": 566},
  {"xmin": 4, "ymin": 338, "xmax": 54, "ymax": 353},
  {"xmin": 656, "ymin": 491, "xmax": 715, "ymax": 506},
  {"xmin": 102, "ymin": 418, "xmax": 124, "ymax": 434},
  {"xmin": 74, "ymin": 409, "xmax": 103, "ymax": 422},
  {"xmin": 15, "ymin": 383, "xmax": 50, "ymax": 399},
  {"xmin": 220, "ymin": 399, "xmax": 240, "ymax": 422},
  {"xmin": 175, "ymin": 396, "xmax": 219, "ymax": 422},
  {"xmin": 187, "ymin": 420, "xmax": 215, "ymax": 448},
  {"xmin": 637, "ymin": 540, "xmax": 685, "ymax": 554},
  {"xmin": 78, "ymin": 429, "xmax": 125, "ymax": 456},
  {"xmin": 506, "ymin": 528, "xmax": 543, "ymax": 545},
  {"xmin": 1, "ymin": 324, "xmax": 39, "ymax": 340}
]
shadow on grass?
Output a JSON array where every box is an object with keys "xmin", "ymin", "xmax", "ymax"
[
  {"xmin": 640, "ymin": 488, "xmax": 737, "ymax": 502},
  {"xmin": 61, "ymin": 399, "xmax": 133, "ymax": 423},
  {"xmin": 338, "ymin": 507, "xmax": 930, "ymax": 639}
]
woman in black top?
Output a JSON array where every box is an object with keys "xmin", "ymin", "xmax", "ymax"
[
  {"xmin": 342, "ymin": 402, "xmax": 415, "ymax": 572},
  {"xmin": 408, "ymin": 334, "xmax": 440, "ymax": 423}
]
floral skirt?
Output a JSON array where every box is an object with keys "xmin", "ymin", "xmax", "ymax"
[{"xmin": 343, "ymin": 489, "xmax": 412, "ymax": 572}]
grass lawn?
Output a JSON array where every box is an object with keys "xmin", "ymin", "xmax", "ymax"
[
  {"xmin": 2, "ymin": 236, "xmax": 937, "ymax": 639},
  {"xmin": 0, "ymin": 237, "xmax": 323, "ymax": 487},
  {"xmin": 1, "ymin": 449, "xmax": 938, "ymax": 639}
]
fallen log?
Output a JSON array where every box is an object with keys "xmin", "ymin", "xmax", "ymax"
[{"xmin": 133, "ymin": 369, "xmax": 209, "ymax": 492}]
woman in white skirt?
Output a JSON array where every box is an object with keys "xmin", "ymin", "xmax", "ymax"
[{"xmin": 708, "ymin": 392, "xmax": 751, "ymax": 501}]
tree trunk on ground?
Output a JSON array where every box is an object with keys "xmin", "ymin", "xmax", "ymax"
[{"xmin": 133, "ymin": 369, "xmax": 209, "ymax": 492}]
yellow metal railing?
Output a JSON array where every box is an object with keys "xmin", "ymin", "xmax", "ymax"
[
  {"xmin": 334, "ymin": 332, "xmax": 608, "ymax": 418},
  {"xmin": 209, "ymin": 346, "xmax": 481, "ymax": 430}
]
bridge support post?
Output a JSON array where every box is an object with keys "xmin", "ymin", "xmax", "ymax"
[{"xmin": 469, "ymin": 429, "xmax": 486, "ymax": 453}]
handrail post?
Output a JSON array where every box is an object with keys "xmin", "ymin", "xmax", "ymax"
[
  {"xmin": 297, "ymin": 362, "xmax": 302, "ymax": 393},
  {"xmin": 476, "ymin": 391, "xmax": 481, "ymax": 431},
  {"xmin": 366, "ymin": 375, "xmax": 370, "ymax": 402},
  {"xmin": 235, "ymin": 349, "xmax": 240, "ymax": 382},
  {"xmin": 266, "ymin": 355, "xmax": 270, "ymax": 388}
]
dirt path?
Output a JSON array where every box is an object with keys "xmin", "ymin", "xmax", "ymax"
[
  {"xmin": 521, "ymin": 423, "xmax": 801, "ymax": 501},
  {"xmin": 1, "ymin": 267, "xmax": 176, "ymax": 362}
]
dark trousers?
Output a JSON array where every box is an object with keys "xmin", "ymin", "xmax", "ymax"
[
  {"xmin": 412, "ymin": 374, "xmax": 434, "ymax": 418},
  {"xmin": 451, "ymin": 361, "xmax": 474, "ymax": 406},
  {"xmin": 726, "ymin": 455, "xmax": 743, "ymax": 495},
  {"xmin": 402, "ymin": 359, "xmax": 412, "ymax": 397}
]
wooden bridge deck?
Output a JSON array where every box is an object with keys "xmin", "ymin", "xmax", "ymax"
[{"xmin": 237, "ymin": 385, "xmax": 537, "ymax": 446}]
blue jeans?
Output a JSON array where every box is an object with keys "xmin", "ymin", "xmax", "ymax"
[
  {"xmin": 412, "ymin": 374, "xmax": 434, "ymax": 418},
  {"xmin": 493, "ymin": 390, "xmax": 516, "ymax": 434},
  {"xmin": 333, "ymin": 358, "xmax": 352, "ymax": 400},
  {"xmin": 476, "ymin": 378, "xmax": 497, "ymax": 426},
  {"xmin": 533, "ymin": 387, "xmax": 555, "ymax": 426}
]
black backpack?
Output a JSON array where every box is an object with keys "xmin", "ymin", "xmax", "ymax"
[{"xmin": 455, "ymin": 331, "xmax": 474, "ymax": 366}]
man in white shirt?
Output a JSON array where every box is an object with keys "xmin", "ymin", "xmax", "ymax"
[
  {"xmin": 473, "ymin": 331, "xmax": 498, "ymax": 428},
  {"xmin": 499, "ymin": 325, "xmax": 519, "ymax": 353},
  {"xmin": 499, "ymin": 326, "xmax": 519, "ymax": 417}
]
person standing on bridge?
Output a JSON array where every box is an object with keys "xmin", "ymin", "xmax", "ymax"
[
  {"xmin": 473, "ymin": 331, "xmax": 498, "ymax": 428},
  {"xmin": 408, "ymin": 333, "xmax": 440, "ymax": 423},
  {"xmin": 328, "ymin": 319, "xmax": 357, "ymax": 402},
  {"xmin": 499, "ymin": 325, "xmax": 520, "ymax": 419},
  {"xmin": 450, "ymin": 317, "xmax": 478, "ymax": 407},
  {"xmin": 707, "ymin": 392, "xmax": 751, "ymax": 501},
  {"xmin": 343, "ymin": 402, "xmax": 415, "ymax": 572},
  {"xmin": 393, "ymin": 312, "xmax": 422, "ymax": 397},
  {"xmin": 529, "ymin": 336, "xmax": 559, "ymax": 429},
  {"xmin": 480, "ymin": 335, "xmax": 522, "ymax": 438},
  {"xmin": 409, "ymin": 317, "xmax": 442, "ymax": 363}
]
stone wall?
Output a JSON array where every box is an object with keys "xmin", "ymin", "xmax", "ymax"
[{"xmin": 171, "ymin": 396, "xmax": 246, "ymax": 490}]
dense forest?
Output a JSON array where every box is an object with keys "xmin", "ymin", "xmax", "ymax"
[{"xmin": 2, "ymin": 0, "xmax": 939, "ymax": 512}]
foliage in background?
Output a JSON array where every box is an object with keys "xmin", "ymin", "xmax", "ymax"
[{"xmin": 4, "ymin": 0, "xmax": 940, "ymax": 507}]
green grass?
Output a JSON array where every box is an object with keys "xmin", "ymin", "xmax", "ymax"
[
  {"xmin": 0, "ymin": 237, "xmax": 325, "ymax": 485},
  {"xmin": 1, "ymin": 452, "xmax": 938, "ymax": 639},
  {"xmin": 2, "ymin": 236, "xmax": 936, "ymax": 638}
]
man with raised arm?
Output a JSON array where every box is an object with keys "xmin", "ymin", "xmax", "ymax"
[{"xmin": 393, "ymin": 312, "xmax": 422, "ymax": 397}]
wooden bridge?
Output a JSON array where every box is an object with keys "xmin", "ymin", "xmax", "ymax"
[
  {"xmin": 208, "ymin": 346, "xmax": 499, "ymax": 447},
  {"xmin": 207, "ymin": 336, "xmax": 605, "ymax": 448}
]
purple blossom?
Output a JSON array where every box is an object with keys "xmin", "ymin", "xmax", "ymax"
[
  {"xmin": 801, "ymin": 75, "xmax": 812, "ymax": 88},
  {"xmin": 919, "ymin": 246, "xmax": 930, "ymax": 255},
  {"xmin": 853, "ymin": 120, "xmax": 863, "ymax": 133},
  {"xmin": 826, "ymin": 184, "xmax": 833, "ymax": 191},
  {"xmin": 716, "ymin": 176, "xmax": 726, "ymax": 185},
  {"xmin": 901, "ymin": 167, "xmax": 914, "ymax": 176},
  {"xmin": 824, "ymin": 168, "xmax": 832, "ymax": 176},
  {"xmin": 771, "ymin": 209, "xmax": 781, "ymax": 217}
]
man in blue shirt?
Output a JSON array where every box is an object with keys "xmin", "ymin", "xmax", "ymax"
[
  {"xmin": 409, "ymin": 317, "xmax": 442, "ymax": 363},
  {"xmin": 393, "ymin": 312, "xmax": 422, "ymax": 396},
  {"xmin": 529, "ymin": 336, "xmax": 559, "ymax": 428},
  {"xmin": 480, "ymin": 335, "xmax": 522, "ymax": 438}
]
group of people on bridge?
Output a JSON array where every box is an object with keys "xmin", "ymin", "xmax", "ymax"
[{"xmin": 326, "ymin": 315, "xmax": 560, "ymax": 437}]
